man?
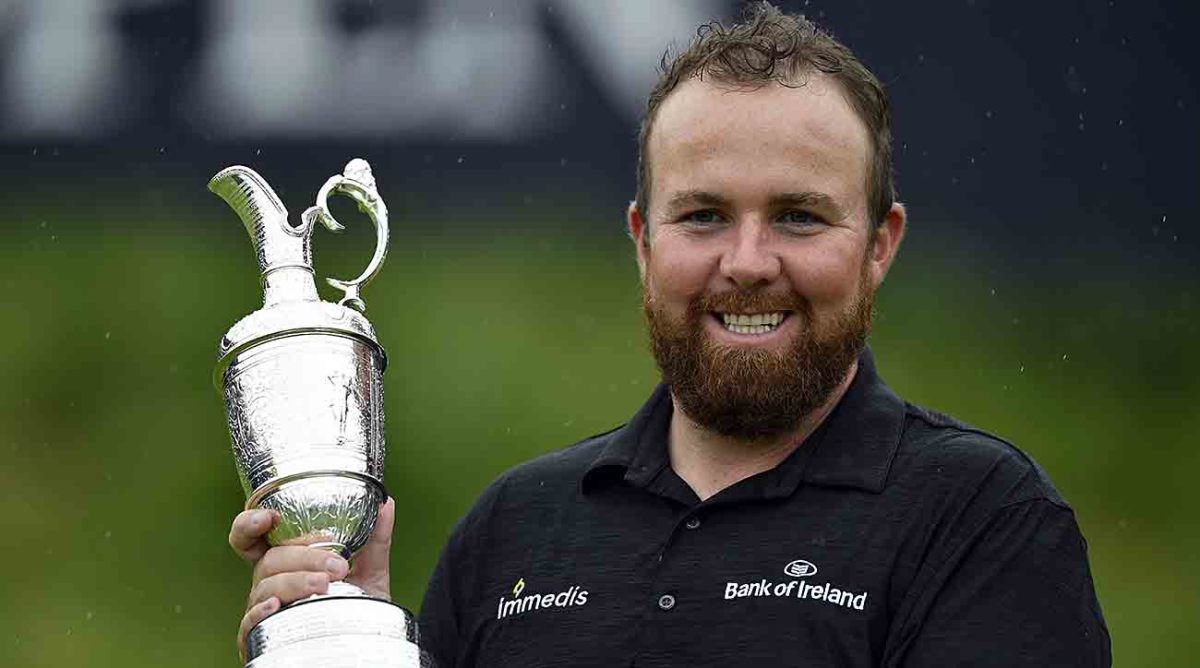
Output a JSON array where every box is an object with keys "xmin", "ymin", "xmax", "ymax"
[{"xmin": 229, "ymin": 3, "xmax": 1110, "ymax": 665}]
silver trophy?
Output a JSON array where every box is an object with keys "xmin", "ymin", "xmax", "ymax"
[{"xmin": 211, "ymin": 159, "xmax": 426, "ymax": 667}]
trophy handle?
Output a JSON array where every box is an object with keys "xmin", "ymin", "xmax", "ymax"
[{"xmin": 301, "ymin": 158, "xmax": 389, "ymax": 312}]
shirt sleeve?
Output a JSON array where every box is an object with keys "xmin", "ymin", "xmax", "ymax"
[
  {"xmin": 418, "ymin": 526, "xmax": 465, "ymax": 668},
  {"xmin": 890, "ymin": 499, "xmax": 1111, "ymax": 667}
]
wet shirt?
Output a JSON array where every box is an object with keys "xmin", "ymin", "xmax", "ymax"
[{"xmin": 417, "ymin": 350, "xmax": 1110, "ymax": 667}]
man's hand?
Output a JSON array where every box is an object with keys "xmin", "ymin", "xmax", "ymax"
[{"xmin": 228, "ymin": 497, "xmax": 395, "ymax": 659}]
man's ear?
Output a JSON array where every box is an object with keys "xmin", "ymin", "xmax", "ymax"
[
  {"xmin": 627, "ymin": 201, "xmax": 650, "ymax": 278},
  {"xmin": 868, "ymin": 202, "xmax": 906, "ymax": 288}
]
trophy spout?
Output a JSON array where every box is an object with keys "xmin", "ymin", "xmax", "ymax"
[{"xmin": 209, "ymin": 166, "xmax": 319, "ymax": 306}]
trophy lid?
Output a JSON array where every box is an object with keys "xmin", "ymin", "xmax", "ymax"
[
  {"xmin": 215, "ymin": 299, "xmax": 385, "ymax": 376},
  {"xmin": 210, "ymin": 159, "xmax": 390, "ymax": 388}
]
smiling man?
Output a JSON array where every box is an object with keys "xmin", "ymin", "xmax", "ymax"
[{"xmin": 229, "ymin": 3, "xmax": 1110, "ymax": 666}]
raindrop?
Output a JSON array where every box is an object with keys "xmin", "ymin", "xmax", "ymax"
[
  {"xmin": 39, "ymin": 221, "xmax": 47, "ymax": 229},
  {"xmin": 104, "ymin": 331, "xmax": 111, "ymax": 340},
  {"xmin": 1019, "ymin": 365, "xmax": 1025, "ymax": 373},
  {"xmin": 1078, "ymin": 123, "xmax": 1085, "ymax": 132},
  {"xmin": 984, "ymin": 110, "xmax": 993, "ymax": 119},
  {"xmin": 559, "ymin": 103, "xmax": 567, "ymax": 111},
  {"xmin": 158, "ymin": 147, "xmax": 165, "ymax": 154},
  {"xmin": 989, "ymin": 288, "xmax": 995, "ymax": 296},
  {"xmin": 559, "ymin": 157, "xmax": 568, "ymax": 167},
  {"xmin": 916, "ymin": 53, "xmax": 925, "ymax": 63},
  {"xmin": 456, "ymin": 157, "xmax": 464, "ymax": 164},
  {"xmin": 104, "ymin": 530, "xmax": 112, "ymax": 539},
  {"xmin": 32, "ymin": 148, "xmax": 38, "ymax": 156},
  {"xmin": 255, "ymin": 148, "xmax": 262, "ymax": 156},
  {"xmin": 174, "ymin": 604, "xmax": 183, "ymax": 614},
  {"xmin": 86, "ymin": 612, "xmax": 94, "ymax": 621},
  {"xmin": 1117, "ymin": 119, "xmax": 1124, "ymax": 126},
  {"xmin": 50, "ymin": 235, "xmax": 57, "ymax": 242},
  {"xmin": 1061, "ymin": 354, "xmax": 1068, "ymax": 361},
  {"xmin": 1162, "ymin": 215, "xmax": 1168, "ymax": 223}
]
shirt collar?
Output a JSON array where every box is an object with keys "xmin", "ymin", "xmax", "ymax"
[{"xmin": 580, "ymin": 347, "xmax": 906, "ymax": 497}]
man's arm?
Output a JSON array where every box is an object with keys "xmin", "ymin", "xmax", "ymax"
[
  {"xmin": 886, "ymin": 499, "xmax": 1111, "ymax": 667},
  {"xmin": 418, "ymin": 528, "xmax": 465, "ymax": 668}
]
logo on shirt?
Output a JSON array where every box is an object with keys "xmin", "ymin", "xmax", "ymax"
[
  {"xmin": 723, "ymin": 559, "xmax": 868, "ymax": 612},
  {"xmin": 783, "ymin": 559, "xmax": 818, "ymax": 578},
  {"xmin": 496, "ymin": 578, "xmax": 589, "ymax": 620}
]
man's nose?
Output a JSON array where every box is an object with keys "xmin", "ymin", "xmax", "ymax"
[{"xmin": 719, "ymin": 222, "xmax": 782, "ymax": 289}]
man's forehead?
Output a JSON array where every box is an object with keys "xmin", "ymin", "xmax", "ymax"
[{"xmin": 648, "ymin": 76, "xmax": 870, "ymax": 204}]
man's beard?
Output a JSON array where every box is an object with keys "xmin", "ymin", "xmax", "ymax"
[{"xmin": 643, "ymin": 270, "xmax": 873, "ymax": 440}]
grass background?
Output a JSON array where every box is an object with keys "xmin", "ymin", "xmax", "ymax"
[{"xmin": 1, "ymin": 203, "xmax": 1196, "ymax": 665}]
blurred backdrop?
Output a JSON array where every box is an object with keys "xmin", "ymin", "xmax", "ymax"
[{"xmin": 1, "ymin": 0, "xmax": 1197, "ymax": 665}]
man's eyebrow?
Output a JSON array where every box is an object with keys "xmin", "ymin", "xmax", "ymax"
[
  {"xmin": 770, "ymin": 192, "xmax": 848, "ymax": 220},
  {"xmin": 664, "ymin": 190, "xmax": 733, "ymax": 211},
  {"xmin": 769, "ymin": 191, "xmax": 836, "ymax": 208}
]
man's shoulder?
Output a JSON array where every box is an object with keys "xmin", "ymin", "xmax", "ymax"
[
  {"xmin": 890, "ymin": 401, "xmax": 1069, "ymax": 510},
  {"xmin": 496, "ymin": 424, "xmax": 622, "ymax": 490},
  {"xmin": 446, "ymin": 424, "xmax": 624, "ymax": 539}
]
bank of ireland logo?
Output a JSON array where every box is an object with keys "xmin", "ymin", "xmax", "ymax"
[
  {"xmin": 784, "ymin": 559, "xmax": 818, "ymax": 578},
  {"xmin": 723, "ymin": 558, "xmax": 866, "ymax": 611}
]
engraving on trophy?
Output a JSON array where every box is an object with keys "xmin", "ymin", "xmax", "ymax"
[{"xmin": 212, "ymin": 160, "xmax": 427, "ymax": 667}]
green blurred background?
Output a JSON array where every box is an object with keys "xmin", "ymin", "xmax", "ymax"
[
  {"xmin": 2, "ymin": 0, "xmax": 1199, "ymax": 665},
  {"xmin": 2, "ymin": 201, "xmax": 1196, "ymax": 665}
]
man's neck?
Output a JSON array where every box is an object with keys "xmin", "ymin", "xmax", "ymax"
[{"xmin": 667, "ymin": 361, "xmax": 858, "ymax": 502}]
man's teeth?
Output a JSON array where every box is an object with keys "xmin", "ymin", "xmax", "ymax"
[{"xmin": 720, "ymin": 312, "xmax": 786, "ymax": 335}]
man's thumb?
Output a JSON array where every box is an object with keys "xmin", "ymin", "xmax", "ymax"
[{"xmin": 349, "ymin": 497, "xmax": 394, "ymax": 596}]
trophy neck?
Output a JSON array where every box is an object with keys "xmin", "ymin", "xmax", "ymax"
[{"xmin": 262, "ymin": 266, "xmax": 320, "ymax": 307}]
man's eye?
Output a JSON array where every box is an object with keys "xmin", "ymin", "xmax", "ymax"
[
  {"xmin": 777, "ymin": 210, "xmax": 825, "ymax": 228},
  {"xmin": 682, "ymin": 210, "xmax": 721, "ymax": 224}
]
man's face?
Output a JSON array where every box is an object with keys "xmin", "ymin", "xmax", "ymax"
[{"xmin": 631, "ymin": 75, "xmax": 903, "ymax": 439}]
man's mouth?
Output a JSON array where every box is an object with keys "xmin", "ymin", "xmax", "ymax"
[{"xmin": 717, "ymin": 311, "xmax": 789, "ymax": 335}]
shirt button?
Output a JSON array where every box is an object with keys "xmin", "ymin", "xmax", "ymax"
[
  {"xmin": 658, "ymin": 594, "xmax": 676, "ymax": 611},
  {"xmin": 685, "ymin": 516, "xmax": 701, "ymax": 530}
]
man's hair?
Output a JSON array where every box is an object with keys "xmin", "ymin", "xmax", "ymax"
[{"xmin": 635, "ymin": 1, "xmax": 895, "ymax": 231}]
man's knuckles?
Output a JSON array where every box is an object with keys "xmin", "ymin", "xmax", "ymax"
[
  {"xmin": 248, "ymin": 571, "xmax": 330, "ymax": 608},
  {"xmin": 252, "ymin": 546, "xmax": 347, "ymax": 583}
]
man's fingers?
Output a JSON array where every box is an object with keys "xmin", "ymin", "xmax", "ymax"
[
  {"xmin": 252, "ymin": 546, "xmax": 348, "ymax": 588},
  {"xmin": 238, "ymin": 596, "xmax": 280, "ymax": 661},
  {"xmin": 229, "ymin": 509, "xmax": 279, "ymax": 562},
  {"xmin": 247, "ymin": 571, "xmax": 331, "ymax": 611}
]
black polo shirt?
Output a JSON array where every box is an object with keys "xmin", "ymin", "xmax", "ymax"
[{"xmin": 418, "ymin": 350, "xmax": 1110, "ymax": 667}]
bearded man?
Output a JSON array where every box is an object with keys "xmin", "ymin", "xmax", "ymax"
[{"xmin": 229, "ymin": 3, "xmax": 1110, "ymax": 666}]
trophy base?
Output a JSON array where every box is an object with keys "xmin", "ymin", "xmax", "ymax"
[{"xmin": 246, "ymin": 584, "xmax": 429, "ymax": 668}]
